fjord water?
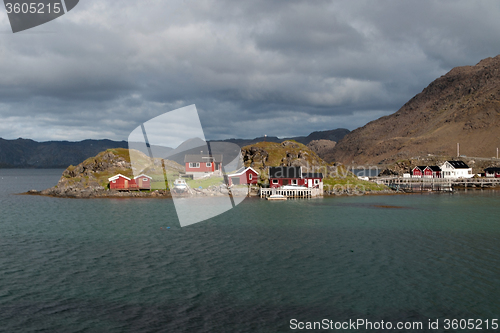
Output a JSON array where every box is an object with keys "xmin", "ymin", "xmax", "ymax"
[{"xmin": 1, "ymin": 170, "xmax": 500, "ymax": 332}]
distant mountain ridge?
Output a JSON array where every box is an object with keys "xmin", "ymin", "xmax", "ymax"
[
  {"xmin": 219, "ymin": 128, "xmax": 350, "ymax": 147},
  {"xmin": 0, "ymin": 138, "xmax": 128, "ymax": 168},
  {"xmin": 328, "ymin": 55, "xmax": 500, "ymax": 164},
  {"xmin": 0, "ymin": 128, "xmax": 349, "ymax": 168}
]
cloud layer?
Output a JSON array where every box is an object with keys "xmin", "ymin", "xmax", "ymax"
[{"xmin": 1, "ymin": 0, "xmax": 500, "ymax": 141}]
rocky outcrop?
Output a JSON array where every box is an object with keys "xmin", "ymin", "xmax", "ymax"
[
  {"xmin": 242, "ymin": 146, "xmax": 269, "ymax": 168},
  {"xmin": 307, "ymin": 139, "xmax": 337, "ymax": 160},
  {"xmin": 241, "ymin": 140, "xmax": 329, "ymax": 181},
  {"xmin": 29, "ymin": 148, "xmax": 174, "ymax": 198}
]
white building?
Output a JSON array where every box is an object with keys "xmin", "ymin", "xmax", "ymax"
[{"xmin": 440, "ymin": 161, "xmax": 473, "ymax": 179}]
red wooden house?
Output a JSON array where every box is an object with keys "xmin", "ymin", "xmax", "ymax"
[
  {"xmin": 226, "ymin": 167, "xmax": 259, "ymax": 186},
  {"xmin": 428, "ymin": 166, "xmax": 442, "ymax": 178},
  {"xmin": 485, "ymin": 167, "xmax": 500, "ymax": 178},
  {"xmin": 411, "ymin": 166, "xmax": 427, "ymax": 178},
  {"xmin": 412, "ymin": 166, "xmax": 441, "ymax": 178},
  {"xmin": 184, "ymin": 154, "xmax": 223, "ymax": 179},
  {"xmin": 268, "ymin": 166, "xmax": 323, "ymax": 188}
]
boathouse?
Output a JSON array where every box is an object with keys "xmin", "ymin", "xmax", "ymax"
[
  {"xmin": 440, "ymin": 161, "xmax": 473, "ymax": 179},
  {"xmin": 184, "ymin": 154, "xmax": 223, "ymax": 179},
  {"xmin": 485, "ymin": 167, "xmax": 500, "ymax": 178},
  {"xmin": 226, "ymin": 167, "xmax": 259, "ymax": 186}
]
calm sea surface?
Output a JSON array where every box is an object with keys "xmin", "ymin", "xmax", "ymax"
[{"xmin": 1, "ymin": 169, "xmax": 500, "ymax": 332}]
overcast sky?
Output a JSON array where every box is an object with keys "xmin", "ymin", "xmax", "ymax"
[{"xmin": 1, "ymin": 0, "xmax": 500, "ymax": 142}]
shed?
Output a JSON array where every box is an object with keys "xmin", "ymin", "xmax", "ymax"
[
  {"xmin": 226, "ymin": 167, "xmax": 259, "ymax": 186},
  {"xmin": 108, "ymin": 174, "xmax": 132, "ymax": 190},
  {"xmin": 134, "ymin": 174, "xmax": 152, "ymax": 189}
]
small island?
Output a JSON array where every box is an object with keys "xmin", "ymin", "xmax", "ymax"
[{"xmin": 27, "ymin": 141, "xmax": 390, "ymax": 198}]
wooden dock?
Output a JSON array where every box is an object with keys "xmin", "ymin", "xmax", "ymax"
[
  {"xmin": 260, "ymin": 187, "xmax": 322, "ymax": 198},
  {"xmin": 375, "ymin": 177, "xmax": 500, "ymax": 191}
]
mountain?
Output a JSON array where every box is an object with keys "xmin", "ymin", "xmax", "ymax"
[
  {"xmin": 0, "ymin": 128, "xmax": 349, "ymax": 168},
  {"xmin": 0, "ymin": 138, "xmax": 128, "ymax": 168},
  {"xmin": 328, "ymin": 55, "xmax": 500, "ymax": 165},
  {"xmin": 217, "ymin": 128, "xmax": 350, "ymax": 147}
]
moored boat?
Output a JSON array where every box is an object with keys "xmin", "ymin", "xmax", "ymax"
[{"xmin": 266, "ymin": 194, "xmax": 287, "ymax": 201}]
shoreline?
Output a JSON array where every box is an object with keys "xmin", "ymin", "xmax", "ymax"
[{"xmin": 20, "ymin": 186, "xmax": 500, "ymax": 199}]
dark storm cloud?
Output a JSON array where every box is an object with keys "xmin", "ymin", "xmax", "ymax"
[{"xmin": 1, "ymin": 0, "xmax": 500, "ymax": 141}]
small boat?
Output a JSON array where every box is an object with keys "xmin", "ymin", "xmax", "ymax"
[
  {"xmin": 267, "ymin": 194, "xmax": 287, "ymax": 201},
  {"xmin": 173, "ymin": 178, "xmax": 188, "ymax": 191}
]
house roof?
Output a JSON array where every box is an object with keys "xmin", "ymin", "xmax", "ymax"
[
  {"xmin": 428, "ymin": 166, "xmax": 442, "ymax": 172},
  {"xmin": 184, "ymin": 154, "xmax": 223, "ymax": 163},
  {"xmin": 302, "ymin": 173, "xmax": 323, "ymax": 179},
  {"xmin": 269, "ymin": 166, "xmax": 302, "ymax": 178},
  {"xmin": 134, "ymin": 174, "xmax": 152, "ymax": 179},
  {"xmin": 108, "ymin": 174, "xmax": 131, "ymax": 181},
  {"xmin": 445, "ymin": 160, "xmax": 470, "ymax": 169},
  {"xmin": 227, "ymin": 167, "xmax": 259, "ymax": 177},
  {"xmin": 413, "ymin": 166, "xmax": 427, "ymax": 171},
  {"xmin": 485, "ymin": 167, "xmax": 500, "ymax": 172}
]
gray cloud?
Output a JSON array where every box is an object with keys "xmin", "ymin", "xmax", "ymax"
[{"xmin": 1, "ymin": 0, "xmax": 500, "ymax": 141}]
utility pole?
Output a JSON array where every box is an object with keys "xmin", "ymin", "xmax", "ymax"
[
  {"xmin": 497, "ymin": 147, "xmax": 499, "ymax": 159},
  {"xmin": 457, "ymin": 143, "xmax": 460, "ymax": 158}
]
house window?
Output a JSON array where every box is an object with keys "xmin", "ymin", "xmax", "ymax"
[
  {"xmin": 249, "ymin": 174, "xmax": 253, "ymax": 180},
  {"xmin": 272, "ymin": 179, "xmax": 278, "ymax": 184},
  {"xmin": 189, "ymin": 162, "xmax": 200, "ymax": 168},
  {"xmin": 206, "ymin": 162, "xmax": 212, "ymax": 167},
  {"xmin": 112, "ymin": 180, "xmax": 116, "ymax": 183},
  {"xmin": 292, "ymin": 179, "xmax": 297, "ymax": 185},
  {"xmin": 143, "ymin": 178, "xmax": 148, "ymax": 181},
  {"xmin": 314, "ymin": 179, "xmax": 319, "ymax": 185}
]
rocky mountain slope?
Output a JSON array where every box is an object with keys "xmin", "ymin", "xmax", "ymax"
[
  {"xmin": 306, "ymin": 140, "xmax": 337, "ymax": 158},
  {"xmin": 329, "ymin": 55, "xmax": 500, "ymax": 164}
]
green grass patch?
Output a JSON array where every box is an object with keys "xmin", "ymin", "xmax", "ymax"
[
  {"xmin": 187, "ymin": 177, "xmax": 224, "ymax": 189},
  {"xmin": 323, "ymin": 176, "xmax": 388, "ymax": 191}
]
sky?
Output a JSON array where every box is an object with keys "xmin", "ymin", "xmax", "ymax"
[{"xmin": 1, "ymin": 0, "xmax": 500, "ymax": 142}]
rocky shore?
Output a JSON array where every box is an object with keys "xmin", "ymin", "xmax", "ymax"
[{"xmin": 25, "ymin": 187, "xmax": 172, "ymax": 198}]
